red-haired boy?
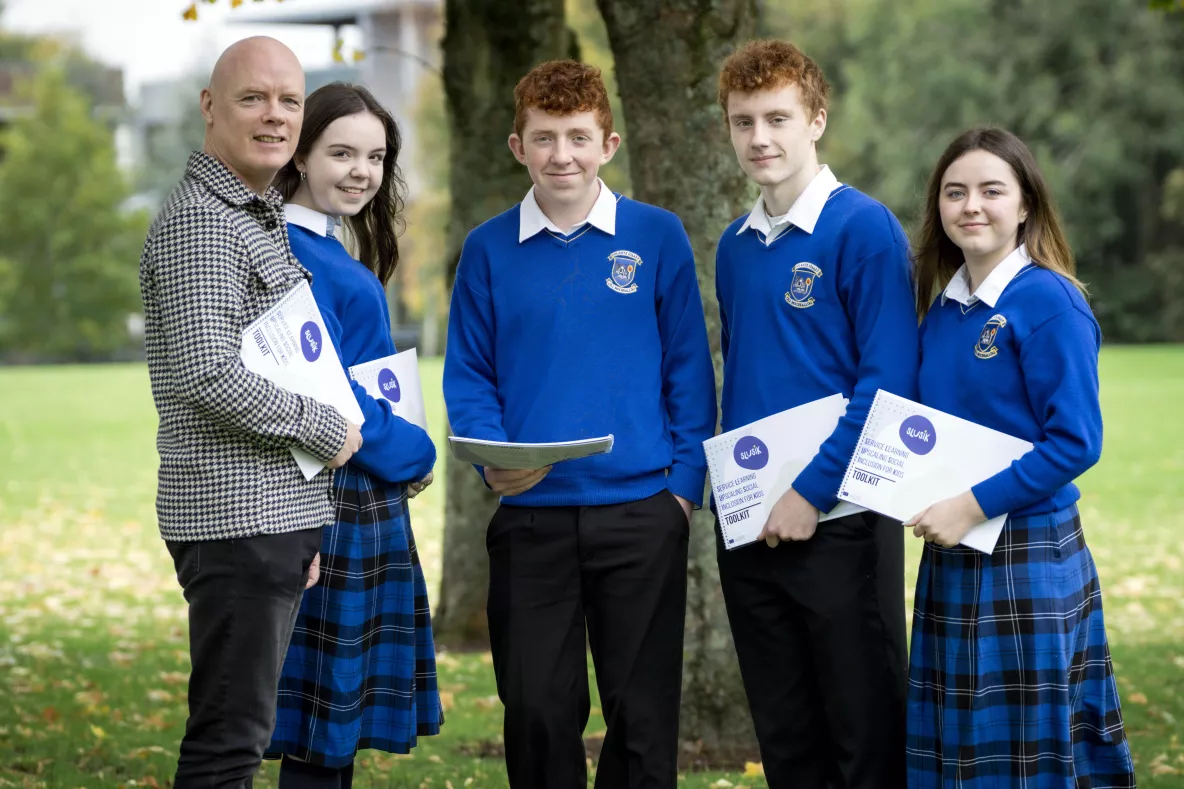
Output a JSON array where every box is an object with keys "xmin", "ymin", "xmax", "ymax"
[
  {"xmin": 713, "ymin": 40, "xmax": 915, "ymax": 788},
  {"xmin": 444, "ymin": 60, "xmax": 716, "ymax": 788}
]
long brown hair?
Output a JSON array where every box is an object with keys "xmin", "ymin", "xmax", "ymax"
[
  {"xmin": 914, "ymin": 127, "xmax": 1084, "ymax": 319},
  {"xmin": 275, "ymin": 82, "xmax": 406, "ymax": 287}
]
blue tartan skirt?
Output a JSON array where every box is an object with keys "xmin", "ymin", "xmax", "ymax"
[
  {"xmin": 905, "ymin": 505, "xmax": 1135, "ymax": 788},
  {"xmin": 265, "ymin": 465, "xmax": 443, "ymax": 767}
]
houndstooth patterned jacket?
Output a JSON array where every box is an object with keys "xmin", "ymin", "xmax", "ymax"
[{"xmin": 140, "ymin": 152, "xmax": 347, "ymax": 542}]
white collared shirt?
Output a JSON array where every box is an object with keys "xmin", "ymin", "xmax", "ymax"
[
  {"xmin": 518, "ymin": 178, "xmax": 617, "ymax": 243},
  {"xmin": 942, "ymin": 244, "xmax": 1033, "ymax": 307},
  {"xmin": 284, "ymin": 203, "xmax": 337, "ymax": 238},
  {"xmin": 738, "ymin": 165, "xmax": 842, "ymax": 245}
]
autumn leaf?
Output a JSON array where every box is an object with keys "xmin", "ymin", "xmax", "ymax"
[
  {"xmin": 1128, "ymin": 692, "xmax": 1149, "ymax": 705},
  {"xmin": 742, "ymin": 761, "xmax": 764, "ymax": 778},
  {"xmin": 90, "ymin": 724, "xmax": 106, "ymax": 740},
  {"xmin": 147, "ymin": 689, "xmax": 173, "ymax": 703},
  {"xmin": 182, "ymin": 3, "xmax": 198, "ymax": 21},
  {"xmin": 438, "ymin": 691, "xmax": 454, "ymax": 711}
]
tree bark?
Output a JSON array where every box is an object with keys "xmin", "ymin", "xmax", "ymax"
[
  {"xmin": 433, "ymin": 0, "xmax": 574, "ymax": 649},
  {"xmin": 595, "ymin": 0, "xmax": 761, "ymax": 763}
]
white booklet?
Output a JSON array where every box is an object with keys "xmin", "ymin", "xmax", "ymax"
[
  {"xmin": 240, "ymin": 280, "xmax": 364, "ymax": 480},
  {"xmin": 837, "ymin": 390, "xmax": 1033, "ymax": 554},
  {"xmin": 348, "ymin": 348, "xmax": 428, "ymax": 431},
  {"xmin": 704, "ymin": 393, "xmax": 866, "ymax": 550},
  {"xmin": 448, "ymin": 435, "xmax": 614, "ymax": 470}
]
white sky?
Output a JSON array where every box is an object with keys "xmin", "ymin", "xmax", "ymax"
[{"xmin": 1, "ymin": 0, "xmax": 362, "ymax": 103}]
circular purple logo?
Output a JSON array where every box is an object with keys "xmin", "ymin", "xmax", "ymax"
[
  {"xmin": 734, "ymin": 436, "xmax": 769, "ymax": 470},
  {"xmin": 377, "ymin": 368, "xmax": 401, "ymax": 403},
  {"xmin": 299, "ymin": 321, "xmax": 322, "ymax": 362},
  {"xmin": 899, "ymin": 415, "xmax": 936, "ymax": 455}
]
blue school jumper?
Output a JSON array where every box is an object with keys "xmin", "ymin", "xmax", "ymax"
[
  {"xmin": 906, "ymin": 245, "xmax": 1134, "ymax": 787},
  {"xmin": 715, "ymin": 179, "xmax": 919, "ymax": 512},
  {"xmin": 443, "ymin": 191, "xmax": 717, "ymax": 506},
  {"xmin": 266, "ymin": 205, "xmax": 442, "ymax": 766}
]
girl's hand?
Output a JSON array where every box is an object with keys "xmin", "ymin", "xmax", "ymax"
[{"xmin": 904, "ymin": 490, "xmax": 987, "ymax": 548}]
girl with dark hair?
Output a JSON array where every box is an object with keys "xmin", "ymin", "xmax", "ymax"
[
  {"xmin": 904, "ymin": 127, "xmax": 1135, "ymax": 787},
  {"xmin": 264, "ymin": 82, "xmax": 442, "ymax": 788}
]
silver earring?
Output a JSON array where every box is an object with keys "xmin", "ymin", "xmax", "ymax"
[{"xmin": 299, "ymin": 170, "xmax": 306, "ymax": 181}]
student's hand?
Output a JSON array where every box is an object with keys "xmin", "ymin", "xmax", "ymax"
[
  {"xmin": 905, "ymin": 491, "xmax": 986, "ymax": 548},
  {"xmin": 327, "ymin": 421, "xmax": 363, "ymax": 469},
  {"xmin": 485, "ymin": 466, "xmax": 552, "ymax": 497},
  {"xmin": 305, "ymin": 552, "xmax": 321, "ymax": 590},
  {"xmin": 673, "ymin": 494, "xmax": 693, "ymax": 523},
  {"xmin": 759, "ymin": 487, "xmax": 819, "ymax": 547},
  {"xmin": 407, "ymin": 472, "xmax": 434, "ymax": 499}
]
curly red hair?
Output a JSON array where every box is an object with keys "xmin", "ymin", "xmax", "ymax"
[
  {"xmin": 718, "ymin": 40, "xmax": 830, "ymax": 119},
  {"xmin": 513, "ymin": 60, "xmax": 614, "ymax": 139}
]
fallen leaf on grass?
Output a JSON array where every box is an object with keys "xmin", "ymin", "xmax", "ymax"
[
  {"xmin": 90, "ymin": 724, "xmax": 106, "ymax": 740},
  {"xmin": 147, "ymin": 689, "xmax": 173, "ymax": 703},
  {"xmin": 159, "ymin": 671, "xmax": 188, "ymax": 685},
  {"xmin": 126, "ymin": 746, "xmax": 168, "ymax": 759},
  {"xmin": 439, "ymin": 691, "xmax": 454, "ymax": 711},
  {"xmin": 474, "ymin": 695, "xmax": 500, "ymax": 711},
  {"xmin": 428, "ymin": 754, "xmax": 443, "ymax": 763},
  {"xmin": 1128, "ymin": 692, "xmax": 1148, "ymax": 705},
  {"xmin": 743, "ymin": 761, "xmax": 764, "ymax": 777}
]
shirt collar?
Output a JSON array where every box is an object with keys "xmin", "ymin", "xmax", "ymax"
[
  {"xmin": 942, "ymin": 244, "xmax": 1032, "ymax": 307},
  {"xmin": 186, "ymin": 151, "xmax": 283, "ymax": 210},
  {"xmin": 518, "ymin": 178, "xmax": 618, "ymax": 243},
  {"xmin": 737, "ymin": 165, "xmax": 840, "ymax": 238},
  {"xmin": 284, "ymin": 203, "xmax": 337, "ymax": 238}
]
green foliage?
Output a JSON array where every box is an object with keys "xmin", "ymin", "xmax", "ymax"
[
  {"xmin": 0, "ymin": 69, "xmax": 148, "ymax": 361},
  {"xmin": 770, "ymin": 0, "xmax": 1184, "ymax": 341}
]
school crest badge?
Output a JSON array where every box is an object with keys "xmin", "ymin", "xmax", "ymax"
[
  {"xmin": 607, "ymin": 250, "xmax": 643, "ymax": 294},
  {"xmin": 975, "ymin": 314, "xmax": 1008, "ymax": 359},
  {"xmin": 785, "ymin": 262, "xmax": 823, "ymax": 309}
]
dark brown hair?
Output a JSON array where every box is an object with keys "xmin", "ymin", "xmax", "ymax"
[
  {"xmin": 718, "ymin": 39, "xmax": 830, "ymax": 119},
  {"xmin": 513, "ymin": 60, "xmax": 614, "ymax": 138},
  {"xmin": 914, "ymin": 126, "xmax": 1084, "ymax": 319},
  {"xmin": 274, "ymin": 82, "xmax": 406, "ymax": 286}
]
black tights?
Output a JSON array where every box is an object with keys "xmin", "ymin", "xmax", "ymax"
[{"xmin": 277, "ymin": 756, "xmax": 354, "ymax": 789}]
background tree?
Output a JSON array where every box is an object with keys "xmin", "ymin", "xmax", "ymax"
[
  {"xmin": 431, "ymin": 0, "xmax": 576, "ymax": 647},
  {"xmin": 595, "ymin": 0, "xmax": 761, "ymax": 762},
  {"xmin": 0, "ymin": 69, "xmax": 147, "ymax": 362}
]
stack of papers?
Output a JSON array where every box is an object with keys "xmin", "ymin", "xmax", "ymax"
[
  {"xmin": 447, "ymin": 435, "xmax": 614, "ymax": 470},
  {"xmin": 837, "ymin": 390, "xmax": 1032, "ymax": 554},
  {"xmin": 704, "ymin": 393, "xmax": 865, "ymax": 550},
  {"xmin": 239, "ymin": 281, "xmax": 364, "ymax": 480}
]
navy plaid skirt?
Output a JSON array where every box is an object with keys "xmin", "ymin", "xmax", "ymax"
[
  {"xmin": 265, "ymin": 465, "xmax": 443, "ymax": 766},
  {"xmin": 906, "ymin": 505, "xmax": 1135, "ymax": 788}
]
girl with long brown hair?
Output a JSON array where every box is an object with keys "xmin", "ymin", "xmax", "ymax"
[
  {"xmin": 904, "ymin": 127, "xmax": 1134, "ymax": 787},
  {"xmin": 264, "ymin": 83, "xmax": 441, "ymax": 788}
]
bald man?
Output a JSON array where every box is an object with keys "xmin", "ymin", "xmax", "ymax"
[{"xmin": 138, "ymin": 37, "xmax": 362, "ymax": 788}]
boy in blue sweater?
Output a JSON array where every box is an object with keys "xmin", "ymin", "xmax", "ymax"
[
  {"xmin": 713, "ymin": 40, "xmax": 915, "ymax": 788},
  {"xmin": 443, "ymin": 60, "xmax": 716, "ymax": 789}
]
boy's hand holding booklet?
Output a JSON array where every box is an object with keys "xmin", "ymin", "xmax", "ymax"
[{"xmin": 704, "ymin": 393, "xmax": 865, "ymax": 550}]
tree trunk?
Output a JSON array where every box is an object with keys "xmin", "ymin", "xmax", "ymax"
[
  {"xmin": 432, "ymin": 0, "xmax": 574, "ymax": 649},
  {"xmin": 595, "ymin": 0, "xmax": 761, "ymax": 764}
]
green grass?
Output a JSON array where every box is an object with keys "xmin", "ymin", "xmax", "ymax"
[{"xmin": 0, "ymin": 350, "xmax": 1182, "ymax": 787}]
